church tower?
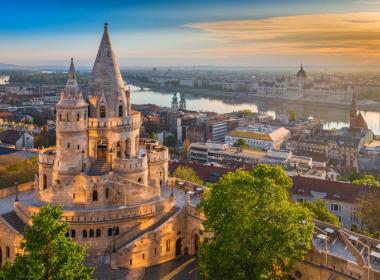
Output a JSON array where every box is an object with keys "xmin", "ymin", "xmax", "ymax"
[
  {"xmin": 52, "ymin": 58, "xmax": 89, "ymax": 185},
  {"xmin": 179, "ymin": 92, "xmax": 186, "ymax": 111},
  {"xmin": 296, "ymin": 64, "xmax": 306, "ymax": 98},
  {"xmin": 171, "ymin": 92, "xmax": 178, "ymax": 110}
]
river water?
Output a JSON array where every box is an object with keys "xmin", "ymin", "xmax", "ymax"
[{"xmin": 130, "ymin": 86, "xmax": 380, "ymax": 135}]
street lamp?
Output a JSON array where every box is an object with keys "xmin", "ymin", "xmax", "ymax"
[
  {"xmin": 15, "ymin": 181, "xmax": 19, "ymax": 202},
  {"xmin": 81, "ymin": 148, "xmax": 85, "ymax": 172}
]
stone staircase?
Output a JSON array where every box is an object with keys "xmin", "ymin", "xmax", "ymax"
[
  {"xmin": 2, "ymin": 211, "xmax": 27, "ymax": 234},
  {"xmin": 88, "ymin": 160, "xmax": 111, "ymax": 176},
  {"xmin": 117, "ymin": 206, "xmax": 182, "ymax": 252},
  {"xmin": 93, "ymin": 264, "xmax": 128, "ymax": 280}
]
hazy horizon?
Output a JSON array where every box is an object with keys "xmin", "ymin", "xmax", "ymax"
[{"xmin": 3, "ymin": 0, "xmax": 380, "ymax": 67}]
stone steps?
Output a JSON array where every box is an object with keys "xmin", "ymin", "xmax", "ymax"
[
  {"xmin": 2, "ymin": 211, "xmax": 27, "ymax": 234},
  {"xmin": 88, "ymin": 160, "xmax": 111, "ymax": 176},
  {"xmin": 117, "ymin": 206, "xmax": 181, "ymax": 251},
  {"xmin": 93, "ymin": 264, "xmax": 128, "ymax": 280}
]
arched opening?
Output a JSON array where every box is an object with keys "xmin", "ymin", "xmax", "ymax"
[
  {"xmin": 125, "ymin": 139, "xmax": 131, "ymax": 158},
  {"xmin": 96, "ymin": 229, "xmax": 101, "ymax": 237},
  {"xmin": 89, "ymin": 229, "xmax": 94, "ymax": 238},
  {"xmin": 118, "ymin": 105, "xmax": 123, "ymax": 117},
  {"xmin": 71, "ymin": 229, "xmax": 76, "ymax": 238},
  {"xmin": 100, "ymin": 106, "xmax": 106, "ymax": 118},
  {"xmin": 96, "ymin": 138, "xmax": 108, "ymax": 160},
  {"xmin": 138, "ymin": 178, "xmax": 142, "ymax": 183},
  {"xmin": 43, "ymin": 174, "xmax": 47, "ymax": 190},
  {"xmin": 92, "ymin": 190, "xmax": 98, "ymax": 201},
  {"xmin": 175, "ymin": 238, "xmax": 182, "ymax": 256},
  {"xmin": 115, "ymin": 227, "xmax": 119, "ymax": 235},
  {"xmin": 108, "ymin": 228, "xmax": 113, "ymax": 236},
  {"xmin": 5, "ymin": 247, "xmax": 9, "ymax": 259},
  {"xmin": 193, "ymin": 234, "xmax": 200, "ymax": 254},
  {"xmin": 82, "ymin": 230, "xmax": 87, "ymax": 238},
  {"xmin": 105, "ymin": 188, "xmax": 109, "ymax": 200},
  {"xmin": 116, "ymin": 141, "xmax": 121, "ymax": 158}
]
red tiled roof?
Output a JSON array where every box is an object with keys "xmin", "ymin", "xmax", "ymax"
[
  {"xmin": 290, "ymin": 176, "xmax": 369, "ymax": 203},
  {"xmin": 0, "ymin": 111, "xmax": 13, "ymax": 118}
]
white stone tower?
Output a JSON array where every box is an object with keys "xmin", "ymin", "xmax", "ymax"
[{"xmin": 52, "ymin": 58, "xmax": 89, "ymax": 186}]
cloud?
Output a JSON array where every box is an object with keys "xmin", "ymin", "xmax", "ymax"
[{"xmin": 185, "ymin": 12, "xmax": 380, "ymax": 65}]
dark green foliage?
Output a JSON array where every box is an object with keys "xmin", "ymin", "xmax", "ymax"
[
  {"xmin": 302, "ymin": 200, "xmax": 339, "ymax": 225},
  {"xmin": 0, "ymin": 205, "xmax": 93, "ymax": 280},
  {"xmin": 199, "ymin": 165, "xmax": 314, "ymax": 280}
]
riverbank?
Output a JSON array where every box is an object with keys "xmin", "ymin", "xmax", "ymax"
[{"xmin": 130, "ymin": 80, "xmax": 380, "ymax": 111}]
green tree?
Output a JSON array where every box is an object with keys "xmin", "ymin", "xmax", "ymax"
[
  {"xmin": 173, "ymin": 166, "xmax": 202, "ymax": 185},
  {"xmin": 0, "ymin": 205, "xmax": 93, "ymax": 280},
  {"xmin": 199, "ymin": 165, "xmax": 314, "ymax": 280},
  {"xmin": 356, "ymin": 190, "xmax": 380, "ymax": 238},
  {"xmin": 233, "ymin": 139, "xmax": 249, "ymax": 149},
  {"xmin": 288, "ymin": 110, "xmax": 296, "ymax": 122},
  {"xmin": 164, "ymin": 134, "xmax": 177, "ymax": 147},
  {"xmin": 238, "ymin": 109, "xmax": 254, "ymax": 118},
  {"xmin": 149, "ymin": 132, "xmax": 157, "ymax": 140},
  {"xmin": 180, "ymin": 138, "xmax": 191, "ymax": 159},
  {"xmin": 302, "ymin": 200, "xmax": 339, "ymax": 226},
  {"xmin": 352, "ymin": 175, "xmax": 379, "ymax": 187}
]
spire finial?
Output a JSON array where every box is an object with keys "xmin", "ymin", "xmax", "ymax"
[{"xmin": 104, "ymin": 22, "xmax": 109, "ymax": 30}]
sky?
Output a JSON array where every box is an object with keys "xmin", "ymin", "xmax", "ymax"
[{"xmin": 2, "ymin": 0, "xmax": 380, "ymax": 67}]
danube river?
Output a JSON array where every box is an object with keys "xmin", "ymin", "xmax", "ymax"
[{"xmin": 130, "ymin": 86, "xmax": 380, "ymax": 135}]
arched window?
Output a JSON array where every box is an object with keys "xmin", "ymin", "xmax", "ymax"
[
  {"xmin": 43, "ymin": 174, "xmax": 47, "ymax": 190},
  {"xmin": 71, "ymin": 229, "xmax": 76, "ymax": 238},
  {"xmin": 96, "ymin": 229, "xmax": 101, "ymax": 237},
  {"xmin": 100, "ymin": 106, "xmax": 106, "ymax": 118},
  {"xmin": 108, "ymin": 228, "xmax": 113, "ymax": 236},
  {"xmin": 92, "ymin": 190, "xmax": 98, "ymax": 201},
  {"xmin": 82, "ymin": 230, "xmax": 87, "ymax": 238},
  {"xmin": 105, "ymin": 188, "xmax": 109, "ymax": 200},
  {"xmin": 118, "ymin": 105, "xmax": 123, "ymax": 117},
  {"xmin": 89, "ymin": 229, "xmax": 94, "ymax": 238},
  {"xmin": 77, "ymin": 113, "xmax": 80, "ymax": 121},
  {"xmin": 5, "ymin": 247, "xmax": 10, "ymax": 259}
]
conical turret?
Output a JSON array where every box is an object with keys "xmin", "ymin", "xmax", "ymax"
[
  {"xmin": 57, "ymin": 58, "xmax": 87, "ymax": 108},
  {"xmin": 88, "ymin": 23, "xmax": 128, "ymax": 118}
]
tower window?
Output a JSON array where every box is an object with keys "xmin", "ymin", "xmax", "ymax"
[
  {"xmin": 118, "ymin": 105, "xmax": 123, "ymax": 117},
  {"xmin": 100, "ymin": 106, "xmax": 106, "ymax": 118},
  {"xmin": 77, "ymin": 144, "xmax": 80, "ymax": 150},
  {"xmin": 67, "ymin": 143, "xmax": 70, "ymax": 149},
  {"xmin": 105, "ymin": 188, "xmax": 109, "ymax": 199},
  {"xmin": 107, "ymin": 51, "xmax": 110, "ymax": 57},
  {"xmin": 67, "ymin": 113, "xmax": 71, "ymax": 121},
  {"xmin": 59, "ymin": 114, "xmax": 62, "ymax": 121},
  {"xmin": 77, "ymin": 114, "xmax": 80, "ymax": 121},
  {"xmin": 92, "ymin": 190, "xmax": 98, "ymax": 201}
]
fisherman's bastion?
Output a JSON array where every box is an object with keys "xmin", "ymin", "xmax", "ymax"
[{"xmin": 2, "ymin": 24, "xmax": 380, "ymax": 280}]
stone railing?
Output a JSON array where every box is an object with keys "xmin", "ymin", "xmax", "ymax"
[
  {"xmin": 38, "ymin": 148, "xmax": 56, "ymax": 165},
  {"xmin": 0, "ymin": 182, "xmax": 34, "ymax": 199},
  {"xmin": 147, "ymin": 147, "xmax": 169, "ymax": 163},
  {"xmin": 88, "ymin": 111, "xmax": 141, "ymax": 130},
  {"xmin": 113, "ymin": 156, "xmax": 148, "ymax": 174}
]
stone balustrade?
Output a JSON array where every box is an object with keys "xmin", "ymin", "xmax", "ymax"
[
  {"xmin": 88, "ymin": 111, "xmax": 141, "ymax": 130},
  {"xmin": 113, "ymin": 156, "xmax": 148, "ymax": 174},
  {"xmin": 38, "ymin": 148, "xmax": 56, "ymax": 165}
]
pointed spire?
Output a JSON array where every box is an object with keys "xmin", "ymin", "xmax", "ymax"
[
  {"xmin": 89, "ymin": 23, "xmax": 126, "ymax": 117},
  {"xmin": 65, "ymin": 58, "xmax": 79, "ymax": 93}
]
